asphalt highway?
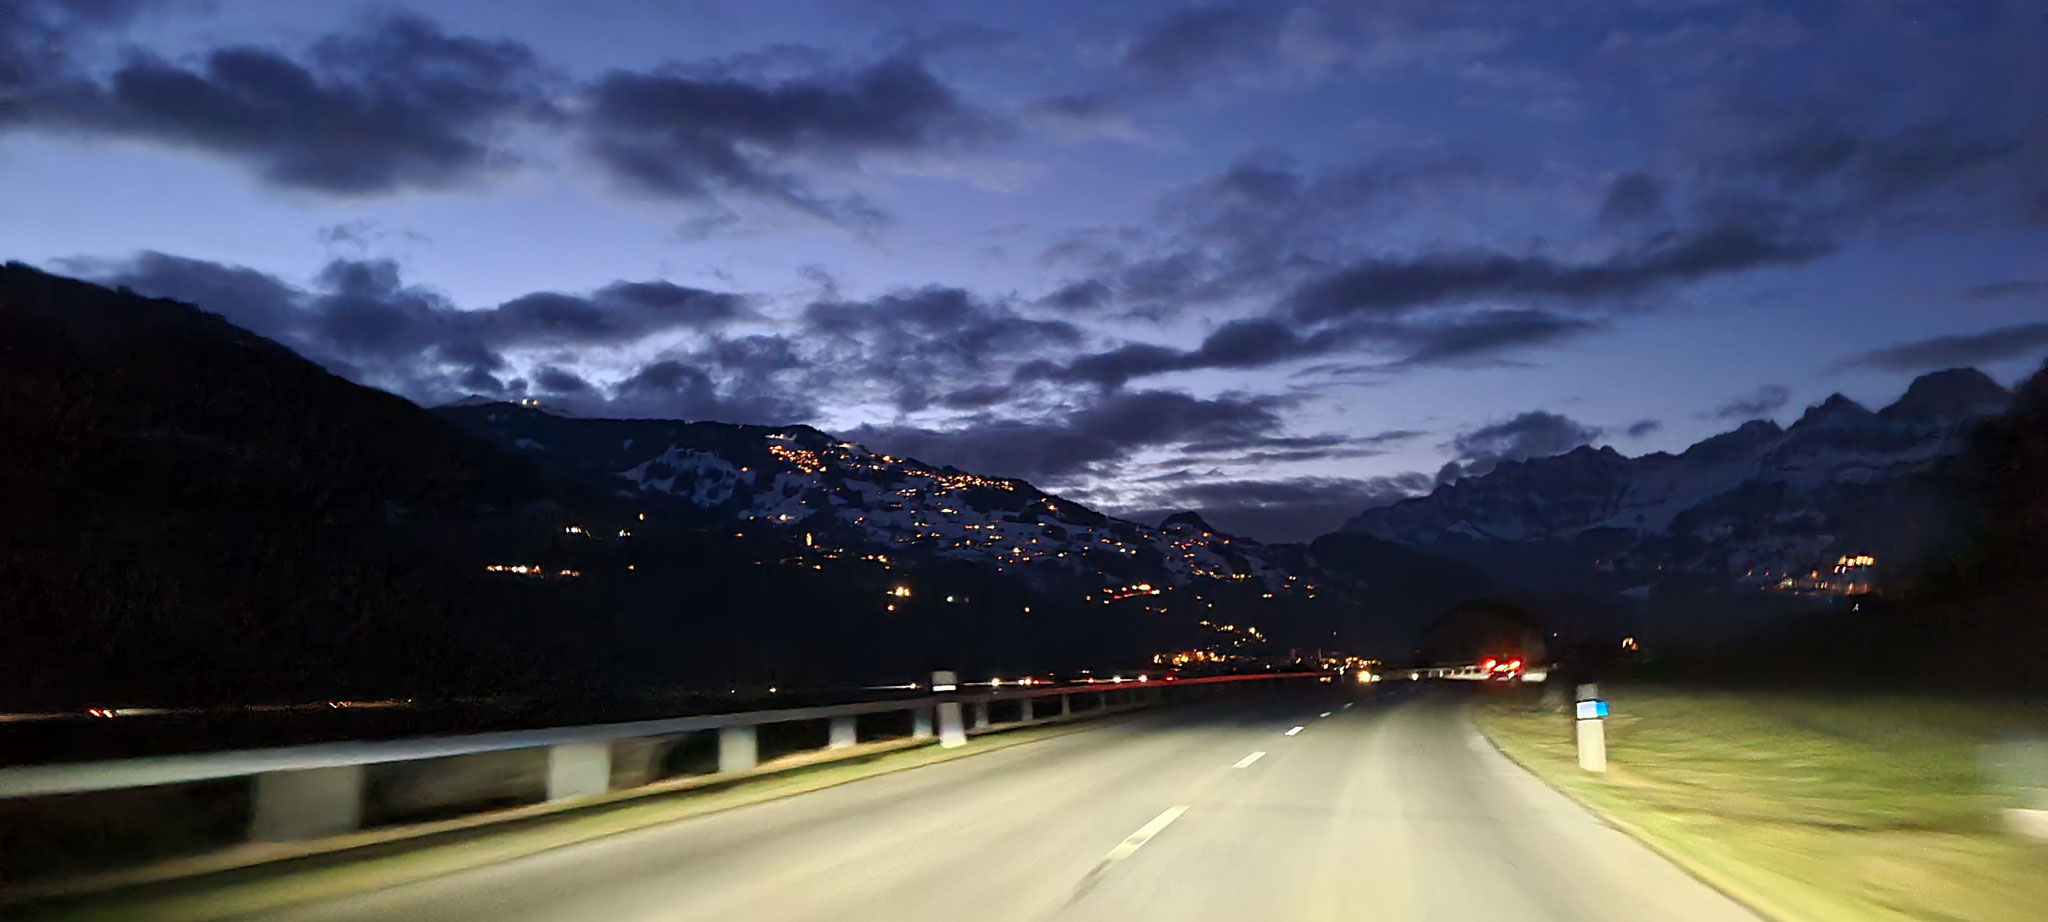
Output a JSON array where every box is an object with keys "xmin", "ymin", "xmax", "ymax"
[{"xmin": 263, "ymin": 684, "xmax": 1758, "ymax": 922}]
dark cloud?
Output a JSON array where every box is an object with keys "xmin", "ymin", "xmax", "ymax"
[
  {"xmin": 1440, "ymin": 410, "xmax": 1602, "ymax": 481},
  {"xmin": 607, "ymin": 359, "xmax": 818, "ymax": 423},
  {"xmin": 93, "ymin": 250, "xmax": 1094, "ymax": 429},
  {"xmin": 1031, "ymin": 93, "xmax": 1115, "ymax": 120},
  {"xmin": 1598, "ymin": 173, "xmax": 1665, "ymax": 224},
  {"xmin": 87, "ymin": 250, "xmax": 306, "ymax": 340},
  {"xmin": 533, "ymin": 365, "xmax": 592, "ymax": 394},
  {"xmin": 1025, "ymin": 92, "xmax": 1142, "ymax": 141},
  {"xmin": 883, "ymin": 23, "xmax": 1016, "ymax": 61},
  {"xmin": 1962, "ymin": 280, "xmax": 2048, "ymax": 301},
  {"xmin": 77, "ymin": 250, "xmax": 775, "ymax": 411},
  {"xmin": 1686, "ymin": 77, "xmax": 2046, "ymax": 236},
  {"xmin": 488, "ymin": 281, "xmax": 753, "ymax": 346},
  {"xmin": 1178, "ymin": 432, "xmax": 1343, "ymax": 455},
  {"xmin": 691, "ymin": 334, "xmax": 807, "ymax": 377},
  {"xmin": 1707, "ymin": 384, "xmax": 1790, "ymax": 419},
  {"xmin": 5, "ymin": 14, "xmax": 554, "ymax": 195},
  {"xmin": 456, "ymin": 365, "xmax": 509, "ymax": 395},
  {"xmin": 1046, "ymin": 317, "xmax": 1356, "ymax": 389},
  {"xmin": 1169, "ymin": 429, "xmax": 1423, "ymax": 466},
  {"xmin": 1171, "ymin": 428, "xmax": 1421, "ymax": 457},
  {"xmin": 1049, "ymin": 156, "xmax": 1492, "ymax": 318},
  {"xmin": 1741, "ymin": 117, "xmax": 2013, "ymax": 209},
  {"xmin": 846, "ymin": 389, "xmax": 1290, "ymax": 483},
  {"xmin": 0, "ymin": 0, "xmax": 143, "ymax": 90},
  {"xmin": 1037, "ymin": 279, "xmax": 1113, "ymax": 312},
  {"xmin": 1625, "ymin": 419, "xmax": 1662, "ymax": 438},
  {"xmin": 1110, "ymin": 471, "xmax": 1436, "ymax": 543},
  {"xmin": 580, "ymin": 56, "xmax": 995, "ymax": 222},
  {"xmin": 1284, "ymin": 222, "xmax": 1831, "ymax": 322},
  {"xmin": 802, "ymin": 285, "xmax": 1081, "ymax": 411},
  {"xmin": 1044, "ymin": 307, "xmax": 1598, "ymax": 388},
  {"xmin": 1382, "ymin": 309, "xmax": 1600, "ymax": 368},
  {"xmin": 1356, "ymin": 428, "xmax": 1428, "ymax": 447},
  {"xmin": 1834, "ymin": 323, "xmax": 2048, "ymax": 374},
  {"xmin": 1114, "ymin": 471, "xmax": 1433, "ymax": 545},
  {"xmin": 1121, "ymin": 5, "xmax": 1281, "ymax": 86},
  {"xmin": 936, "ymin": 383, "xmax": 1014, "ymax": 410}
]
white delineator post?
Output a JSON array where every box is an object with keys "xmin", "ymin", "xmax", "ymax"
[
  {"xmin": 933, "ymin": 670, "xmax": 967, "ymax": 749},
  {"xmin": 1575, "ymin": 683, "xmax": 1608, "ymax": 773}
]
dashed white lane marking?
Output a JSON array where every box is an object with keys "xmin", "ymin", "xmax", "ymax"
[
  {"xmin": 1319, "ymin": 711, "xmax": 1332, "ymax": 717},
  {"xmin": 1342, "ymin": 702, "xmax": 1353, "ymax": 710},
  {"xmin": 1233, "ymin": 751, "xmax": 1267, "ymax": 769},
  {"xmin": 1285, "ymin": 726, "xmax": 1305, "ymax": 736},
  {"xmin": 1104, "ymin": 805, "xmax": 1190, "ymax": 861}
]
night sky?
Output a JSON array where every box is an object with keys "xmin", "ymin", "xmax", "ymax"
[{"xmin": 4, "ymin": 0, "xmax": 2044, "ymax": 541}]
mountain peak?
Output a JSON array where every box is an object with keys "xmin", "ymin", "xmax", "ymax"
[
  {"xmin": 1680, "ymin": 418, "xmax": 1785, "ymax": 461},
  {"xmin": 443, "ymin": 394, "xmax": 503, "ymax": 408},
  {"xmin": 1878, "ymin": 367, "xmax": 2012, "ymax": 424},
  {"xmin": 1791, "ymin": 393, "xmax": 1872, "ymax": 429},
  {"xmin": 1161, "ymin": 511, "xmax": 1218, "ymax": 533},
  {"xmin": 439, "ymin": 395, "xmax": 584, "ymax": 419}
]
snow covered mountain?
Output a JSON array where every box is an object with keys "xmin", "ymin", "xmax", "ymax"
[
  {"xmin": 436, "ymin": 401, "xmax": 1318, "ymax": 597},
  {"xmin": 1338, "ymin": 369, "xmax": 2014, "ymax": 595}
]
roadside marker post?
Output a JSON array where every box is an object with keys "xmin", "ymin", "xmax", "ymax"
[
  {"xmin": 934, "ymin": 670, "xmax": 967, "ymax": 748},
  {"xmin": 1575, "ymin": 683, "xmax": 1607, "ymax": 773}
]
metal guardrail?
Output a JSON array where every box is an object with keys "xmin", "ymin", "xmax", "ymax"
[
  {"xmin": 0, "ymin": 671, "xmax": 1326, "ymax": 844},
  {"xmin": 0, "ymin": 696, "xmax": 947, "ymax": 799}
]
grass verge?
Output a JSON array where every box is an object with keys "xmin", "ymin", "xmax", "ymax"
[
  {"xmin": 1476, "ymin": 687, "xmax": 2048, "ymax": 922},
  {"xmin": 20, "ymin": 716, "xmax": 1119, "ymax": 922}
]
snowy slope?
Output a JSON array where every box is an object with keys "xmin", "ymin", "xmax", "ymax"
[
  {"xmin": 1338, "ymin": 368, "xmax": 2013, "ymax": 590},
  {"xmin": 436, "ymin": 402, "xmax": 1315, "ymax": 596}
]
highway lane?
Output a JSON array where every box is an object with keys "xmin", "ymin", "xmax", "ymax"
[{"xmin": 262, "ymin": 685, "xmax": 1758, "ymax": 922}]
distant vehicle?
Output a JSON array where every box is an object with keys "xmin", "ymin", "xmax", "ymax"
[{"xmin": 1481, "ymin": 657, "xmax": 1524, "ymax": 681}]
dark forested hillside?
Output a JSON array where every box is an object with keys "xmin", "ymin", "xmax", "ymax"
[{"xmin": 0, "ymin": 265, "xmax": 1350, "ymax": 709}]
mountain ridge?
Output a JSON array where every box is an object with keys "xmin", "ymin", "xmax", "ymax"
[
  {"xmin": 0, "ymin": 263, "xmax": 1357, "ymax": 707},
  {"xmin": 433, "ymin": 397, "xmax": 1321, "ymax": 597},
  {"xmin": 1337, "ymin": 369, "xmax": 2013, "ymax": 601}
]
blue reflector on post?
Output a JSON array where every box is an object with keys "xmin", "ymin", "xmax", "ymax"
[{"xmin": 1576, "ymin": 699, "xmax": 1608, "ymax": 720}]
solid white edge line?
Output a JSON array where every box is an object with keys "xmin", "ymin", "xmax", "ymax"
[
  {"xmin": 1233, "ymin": 751, "xmax": 1266, "ymax": 769},
  {"xmin": 1104, "ymin": 805, "xmax": 1190, "ymax": 861},
  {"xmin": 1285, "ymin": 726, "xmax": 1304, "ymax": 736}
]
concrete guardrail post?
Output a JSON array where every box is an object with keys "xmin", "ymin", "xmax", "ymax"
[
  {"xmin": 828, "ymin": 715, "xmax": 858, "ymax": 749},
  {"xmin": 971, "ymin": 701, "xmax": 989, "ymax": 731},
  {"xmin": 718, "ymin": 725, "xmax": 759, "ymax": 773},
  {"xmin": 546, "ymin": 741, "xmax": 610, "ymax": 800},
  {"xmin": 250, "ymin": 765, "xmax": 365, "ymax": 841},
  {"xmin": 1060, "ymin": 694, "xmax": 1071, "ymax": 717}
]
